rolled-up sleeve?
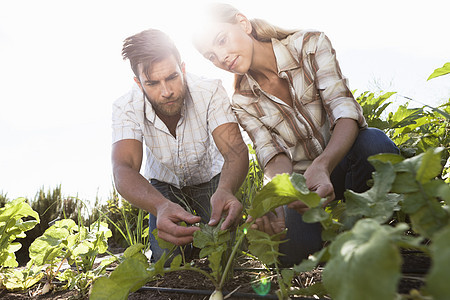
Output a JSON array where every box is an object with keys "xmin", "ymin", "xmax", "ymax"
[
  {"xmin": 112, "ymin": 92, "xmax": 143, "ymax": 144},
  {"xmin": 312, "ymin": 33, "xmax": 367, "ymax": 129}
]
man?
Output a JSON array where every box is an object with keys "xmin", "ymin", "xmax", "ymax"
[{"xmin": 111, "ymin": 29, "xmax": 249, "ymax": 261}]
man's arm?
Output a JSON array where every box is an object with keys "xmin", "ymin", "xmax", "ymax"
[
  {"xmin": 111, "ymin": 139, "xmax": 201, "ymax": 245},
  {"xmin": 209, "ymin": 123, "xmax": 248, "ymax": 230}
]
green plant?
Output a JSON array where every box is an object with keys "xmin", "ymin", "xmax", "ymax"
[
  {"xmin": 272, "ymin": 148, "xmax": 449, "ymax": 299},
  {"xmin": 0, "ymin": 198, "xmax": 41, "ymax": 290},
  {"xmin": 94, "ymin": 185, "xmax": 149, "ymax": 251},
  {"xmin": 28, "ymin": 218, "xmax": 115, "ymax": 297}
]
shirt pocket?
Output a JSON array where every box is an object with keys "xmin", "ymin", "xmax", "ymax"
[
  {"xmin": 297, "ymin": 84, "xmax": 325, "ymax": 126},
  {"xmin": 259, "ymin": 111, "xmax": 284, "ymax": 132},
  {"xmin": 259, "ymin": 111, "xmax": 296, "ymax": 147},
  {"xmin": 298, "ymin": 83, "xmax": 320, "ymax": 105}
]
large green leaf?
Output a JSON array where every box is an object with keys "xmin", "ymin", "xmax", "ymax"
[
  {"xmin": 248, "ymin": 174, "xmax": 300, "ymax": 219},
  {"xmin": 427, "ymin": 62, "xmax": 450, "ymax": 80},
  {"xmin": 248, "ymin": 173, "xmax": 321, "ymax": 219},
  {"xmin": 90, "ymin": 257, "xmax": 150, "ymax": 300},
  {"xmin": 193, "ymin": 221, "xmax": 230, "ymax": 281},
  {"xmin": 345, "ymin": 159, "xmax": 398, "ymax": 223},
  {"xmin": 409, "ymin": 200, "xmax": 448, "ymax": 239},
  {"xmin": 29, "ymin": 226, "xmax": 70, "ymax": 265},
  {"xmin": 424, "ymin": 224, "xmax": 450, "ymax": 299},
  {"xmin": 0, "ymin": 198, "xmax": 40, "ymax": 223},
  {"xmin": 322, "ymin": 219, "xmax": 403, "ymax": 300},
  {"xmin": 416, "ymin": 148, "xmax": 443, "ymax": 183}
]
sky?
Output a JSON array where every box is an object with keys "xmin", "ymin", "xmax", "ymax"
[{"xmin": 1, "ymin": 0, "xmax": 449, "ymax": 206}]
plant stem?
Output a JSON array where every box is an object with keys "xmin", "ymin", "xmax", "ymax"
[{"xmin": 219, "ymin": 231, "xmax": 246, "ymax": 290}]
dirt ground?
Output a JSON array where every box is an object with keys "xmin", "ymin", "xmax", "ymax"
[{"xmin": 1, "ymin": 251, "xmax": 429, "ymax": 300}]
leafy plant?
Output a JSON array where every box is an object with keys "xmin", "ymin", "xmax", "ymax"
[
  {"xmin": 28, "ymin": 218, "xmax": 115, "ymax": 297},
  {"xmin": 0, "ymin": 198, "xmax": 40, "ymax": 290},
  {"xmin": 94, "ymin": 185, "xmax": 149, "ymax": 251}
]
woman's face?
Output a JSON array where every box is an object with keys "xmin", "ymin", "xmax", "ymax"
[{"xmin": 194, "ymin": 16, "xmax": 254, "ymax": 75}]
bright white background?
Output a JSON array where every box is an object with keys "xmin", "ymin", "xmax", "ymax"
[{"xmin": 1, "ymin": 0, "xmax": 449, "ymax": 205}]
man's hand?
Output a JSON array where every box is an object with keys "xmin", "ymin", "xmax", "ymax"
[
  {"xmin": 155, "ymin": 201, "xmax": 202, "ymax": 246},
  {"xmin": 247, "ymin": 206, "xmax": 286, "ymax": 235},
  {"xmin": 209, "ymin": 187, "xmax": 243, "ymax": 230}
]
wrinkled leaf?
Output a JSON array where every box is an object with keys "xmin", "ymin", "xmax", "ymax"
[
  {"xmin": 322, "ymin": 219, "xmax": 403, "ymax": 300},
  {"xmin": 410, "ymin": 200, "xmax": 448, "ymax": 238},
  {"xmin": 345, "ymin": 159, "xmax": 398, "ymax": 223},
  {"xmin": 416, "ymin": 148, "xmax": 443, "ymax": 183}
]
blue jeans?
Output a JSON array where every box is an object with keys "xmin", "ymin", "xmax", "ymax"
[
  {"xmin": 149, "ymin": 174, "xmax": 220, "ymax": 262},
  {"xmin": 279, "ymin": 128, "xmax": 399, "ymax": 266}
]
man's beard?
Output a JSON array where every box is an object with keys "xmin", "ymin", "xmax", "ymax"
[{"xmin": 144, "ymin": 83, "xmax": 187, "ymax": 118}]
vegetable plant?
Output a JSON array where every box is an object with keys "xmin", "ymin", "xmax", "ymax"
[
  {"xmin": 28, "ymin": 218, "xmax": 115, "ymax": 297},
  {"xmin": 0, "ymin": 198, "xmax": 41, "ymax": 290}
]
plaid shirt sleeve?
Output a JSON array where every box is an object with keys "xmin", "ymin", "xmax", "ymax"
[
  {"xmin": 308, "ymin": 32, "xmax": 366, "ymax": 129},
  {"xmin": 207, "ymin": 80, "xmax": 238, "ymax": 133},
  {"xmin": 232, "ymin": 97, "xmax": 290, "ymax": 168},
  {"xmin": 111, "ymin": 89, "xmax": 144, "ymax": 144}
]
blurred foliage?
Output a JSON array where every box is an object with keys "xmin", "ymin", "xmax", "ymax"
[
  {"xmin": 356, "ymin": 92, "xmax": 450, "ymax": 182},
  {"xmin": 0, "ymin": 192, "xmax": 8, "ymax": 208}
]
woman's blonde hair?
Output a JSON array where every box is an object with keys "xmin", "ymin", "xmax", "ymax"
[{"xmin": 205, "ymin": 3, "xmax": 297, "ymax": 92}]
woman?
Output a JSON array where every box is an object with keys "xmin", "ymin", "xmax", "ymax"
[{"xmin": 193, "ymin": 3, "xmax": 398, "ymax": 266}]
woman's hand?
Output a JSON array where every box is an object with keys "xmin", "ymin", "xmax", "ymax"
[{"xmin": 247, "ymin": 206, "xmax": 285, "ymax": 235}]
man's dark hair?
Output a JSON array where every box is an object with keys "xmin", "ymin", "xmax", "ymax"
[{"xmin": 122, "ymin": 29, "xmax": 182, "ymax": 80}]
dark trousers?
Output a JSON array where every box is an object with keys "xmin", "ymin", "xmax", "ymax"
[{"xmin": 148, "ymin": 174, "xmax": 220, "ymax": 262}]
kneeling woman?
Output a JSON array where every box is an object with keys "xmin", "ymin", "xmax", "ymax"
[{"xmin": 193, "ymin": 3, "xmax": 399, "ymax": 266}]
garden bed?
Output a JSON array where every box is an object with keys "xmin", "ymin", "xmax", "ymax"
[{"xmin": 0, "ymin": 250, "xmax": 429, "ymax": 300}]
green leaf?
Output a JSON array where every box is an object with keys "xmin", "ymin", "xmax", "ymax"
[
  {"xmin": 193, "ymin": 221, "xmax": 230, "ymax": 281},
  {"xmin": 29, "ymin": 227, "xmax": 71, "ymax": 265},
  {"xmin": 0, "ymin": 198, "xmax": 40, "ymax": 223},
  {"xmin": 90, "ymin": 277, "xmax": 131, "ymax": 300},
  {"xmin": 344, "ymin": 159, "xmax": 398, "ymax": 223},
  {"xmin": 152, "ymin": 228, "xmax": 176, "ymax": 252},
  {"xmin": 246, "ymin": 229, "xmax": 286, "ymax": 266},
  {"xmin": 123, "ymin": 243, "xmax": 145, "ymax": 258},
  {"xmin": 427, "ymin": 62, "xmax": 450, "ymax": 80},
  {"xmin": 290, "ymin": 173, "xmax": 322, "ymax": 207},
  {"xmin": 170, "ymin": 254, "xmax": 182, "ymax": 268},
  {"xmin": 90, "ymin": 256, "xmax": 151, "ymax": 300},
  {"xmin": 424, "ymin": 224, "xmax": 450, "ymax": 299},
  {"xmin": 416, "ymin": 148, "xmax": 443, "ymax": 183},
  {"xmin": 409, "ymin": 200, "xmax": 448, "ymax": 238},
  {"xmin": 248, "ymin": 173, "xmax": 321, "ymax": 219},
  {"xmin": 322, "ymin": 219, "xmax": 403, "ymax": 300},
  {"xmin": 302, "ymin": 206, "xmax": 330, "ymax": 223},
  {"xmin": 72, "ymin": 241, "xmax": 92, "ymax": 257}
]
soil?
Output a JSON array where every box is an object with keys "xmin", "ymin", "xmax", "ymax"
[{"xmin": 1, "ymin": 250, "xmax": 430, "ymax": 300}]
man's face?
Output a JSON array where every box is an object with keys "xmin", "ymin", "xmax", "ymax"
[{"xmin": 135, "ymin": 55, "xmax": 186, "ymax": 118}]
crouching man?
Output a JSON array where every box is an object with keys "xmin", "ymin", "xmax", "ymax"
[{"xmin": 111, "ymin": 29, "xmax": 249, "ymax": 261}]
